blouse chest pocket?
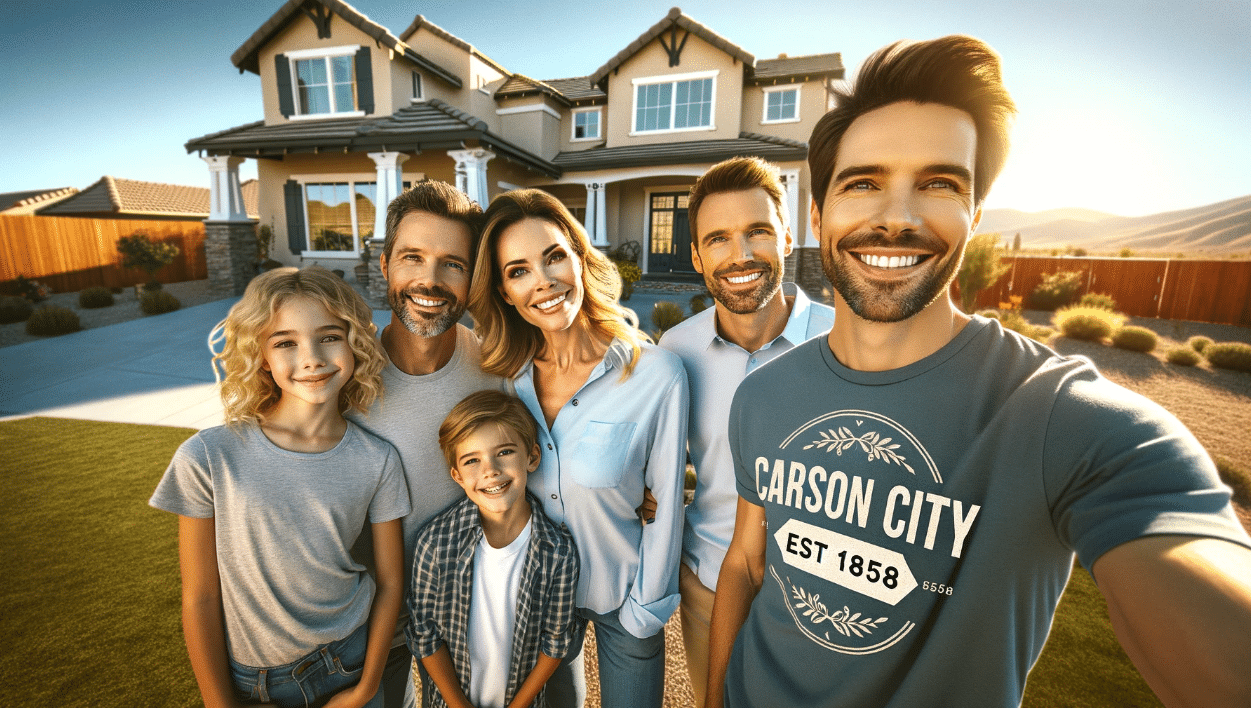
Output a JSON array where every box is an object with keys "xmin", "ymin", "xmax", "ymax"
[{"xmin": 569, "ymin": 421, "xmax": 637, "ymax": 488}]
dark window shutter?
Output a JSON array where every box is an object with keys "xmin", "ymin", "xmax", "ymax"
[
  {"xmin": 354, "ymin": 47, "xmax": 373, "ymax": 114},
  {"xmin": 284, "ymin": 180, "xmax": 305, "ymax": 255},
  {"xmin": 275, "ymin": 54, "xmax": 294, "ymax": 117}
]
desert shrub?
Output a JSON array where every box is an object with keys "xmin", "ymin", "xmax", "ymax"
[
  {"xmin": 140, "ymin": 289, "xmax": 181, "ymax": 315},
  {"xmin": 955, "ymin": 232, "xmax": 1011, "ymax": 313},
  {"xmin": 1053, "ymin": 306, "xmax": 1125, "ymax": 341},
  {"xmin": 1078, "ymin": 292, "xmax": 1117, "ymax": 311},
  {"xmin": 1118, "ymin": 248, "xmax": 1134, "ymax": 258},
  {"xmin": 1187, "ymin": 335, "xmax": 1213, "ymax": 353},
  {"xmin": 1204, "ymin": 342, "xmax": 1251, "ymax": 373},
  {"xmin": 689, "ymin": 292, "xmax": 710, "ymax": 314},
  {"xmin": 976, "ymin": 309, "xmax": 1001, "ymax": 320},
  {"xmin": 651, "ymin": 301, "xmax": 686, "ymax": 336},
  {"xmin": 1029, "ymin": 271, "xmax": 1085, "ymax": 311},
  {"xmin": 1214, "ymin": 457, "xmax": 1251, "ymax": 507},
  {"xmin": 1165, "ymin": 347, "xmax": 1201, "ymax": 366},
  {"xmin": 12, "ymin": 275, "xmax": 50, "ymax": 302},
  {"xmin": 25, "ymin": 306, "xmax": 81, "ymax": 335},
  {"xmin": 109, "ymin": 286, "xmax": 124, "ymax": 294},
  {"xmin": 1110, "ymin": 326, "xmax": 1157, "ymax": 353},
  {"xmin": 999, "ymin": 310, "xmax": 1054, "ymax": 343},
  {"xmin": 614, "ymin": 259, "xmax": 641, "ymax": 301},
  {"xmin": 78, "ymin": 286, "xmax": 115, "ymax": 309},
  {"xmin": 0, "ymin": 295, "xmax": 35, "ymax": 324},
  {"xmin": 117, "ymin": 232, "xmax": 180, "ymax": 288}
]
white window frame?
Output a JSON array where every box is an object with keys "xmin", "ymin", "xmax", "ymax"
[
  {"xmin": 762, "ymin": 84, "xmax": 802, "ymax": 124},
  {"xmin": 571, "ymin": 107, "xmax": 602, "ymax": 142},
  {"xmin": 286, "ymin": 45, "xmax": 366, "ymax": 121},
  {"xmin": 630, "ymin": 69, "xmax": 718, "ymax": 136},
  {"xmin": 411, "ymin": 71, "xmax": 424, "ymax": 102},
  {"xmin": 291, "ymin": 173, "xmax": 381, "ymax": 257}
]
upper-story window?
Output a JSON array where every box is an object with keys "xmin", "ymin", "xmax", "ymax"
[
  {"xmin": 632, "ymin": 70, "xmax": 717, "ymax": 134},
  {"xmin": 762, "ymin": 85, "xmax": 801, "ymax": 124},
  {"xmin": 573, "ymin": 108, "xmax": 601, "ymax": 141},
  {"xmin": 411, "ymin": 71, "xmax": 424, "ymax": 101},
  {"xmin": 284, "ymin": 46, "xmax": 366, "ymax": 119}
]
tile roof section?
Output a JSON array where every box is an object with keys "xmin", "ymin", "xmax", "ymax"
[
  {"xmin": 542, "ymin": 77, "xmax": 606, "ymax": 102},
  {"xmin": 185, "ymin": 101, "xmax": 558, "ymax": 179},
  {"xmin": 231, "ymin": 0, "xmax": 461, "ymax": 88},
  {"xmin": 753, "ymin": 52, "xmax": 845, "ymax": 82},
  {"xmin": 35, "ymin": 177, "xmax": 259, "ymax": 220},
  {"xmin": 590, "ymin": 8, "xmax": 754, "ymax": 87},
  {"xmin": 0, "ymin": 187, "xmax": 78, "ymax": 215},
  {"xmin": 399, "ymin": 15, "xmax": 510, "ymax": 77},
  {"xmin": 496, "ymin": 75, "xmax": 572, "ymax": 106},
  {"xmin": 553, "ymin": 132, "xmax": 806, "ymax": 172}
]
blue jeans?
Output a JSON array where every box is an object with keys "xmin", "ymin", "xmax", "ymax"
[
  {"xmin": 229, "ymin": 623, "xmax": 384, "ymax": 708},
  {"xmin": 380, "ymin": 644, "xmax": 418, "ymax": 708},
  {"xmin": 548, "ymin": 609, "xmax": 665, "ymax": 708}
]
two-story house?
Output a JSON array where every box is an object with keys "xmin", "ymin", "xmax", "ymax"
[{"xmin": 186, "ymin": 1, "xmax": 843, "ymax": 296}]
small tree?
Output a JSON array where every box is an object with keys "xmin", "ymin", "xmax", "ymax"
[
  {"xmin": 1012, "ymin": 232, "xmax": 1021, "ymax": 252},
  {"xmin": 956, "ymin": 233, "xmax": 1011, "ymax": 313},
  {"xmin": 117, "ymin": 232, "xmax": 180, "ymax": 289}
]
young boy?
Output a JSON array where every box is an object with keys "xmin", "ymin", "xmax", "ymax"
[{"xmin": 406, "ymin": 390, "xmax": 581, "ymax": 708}]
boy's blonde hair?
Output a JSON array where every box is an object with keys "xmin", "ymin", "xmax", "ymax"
[
  {"xmin": 438, "ymin": 390, "xmax": 539, "ymax": 471},
  {"xmin": 210, "ymin": 266, "xmax": 385, "ymax": 424}
]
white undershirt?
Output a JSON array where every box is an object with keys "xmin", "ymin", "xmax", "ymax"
[{"xmin": 467, "ymin": 517, "xmax": 532, "ymax": 708}]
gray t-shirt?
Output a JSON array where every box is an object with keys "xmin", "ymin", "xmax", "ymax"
[
  {"xmin": 348, "ymin": 323, "xmax": 504, "ymax": 642},
  {"xmin": 725, "ymin": 317, "xmax": 1251, "ymax": 707},
  {"xmin": 149, "ymin": 421, "xmax": 410, "ymax": 667}
]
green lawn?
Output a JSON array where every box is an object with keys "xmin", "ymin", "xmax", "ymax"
[{"xmin": 0, "ymin": 417, "xmax": 1163, "ymax": 706}]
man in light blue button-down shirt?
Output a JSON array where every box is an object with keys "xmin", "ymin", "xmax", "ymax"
[{"xmin": 658, "ymin": 157, "xmax": 835, "ymax": 706}]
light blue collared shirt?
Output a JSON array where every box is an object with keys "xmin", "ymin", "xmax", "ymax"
[
  {"xmin": 514, "ymin": 339, "xmax": 689, "ymax": 639},
  {"xmin": 658, "ymin": 282, "xmax": 835, "ymax": 591}
]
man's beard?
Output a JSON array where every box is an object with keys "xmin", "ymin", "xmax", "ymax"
[
  {"xmin": 706, "ymin": 259, "xmax": 783, "ymax": 315},
  {"xmin": 820, "ymin": 231, "xmax": 962, "ymax": 323},
  {"xmin": 388, "ymin": 284, "xmax": 464, "ymax": 338}
]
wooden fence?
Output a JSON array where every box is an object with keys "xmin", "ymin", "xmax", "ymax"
[
  {"xmin": 969, "ymin": 255, "xmax": 1251, "ymax": 327},
  {"xmin": 0, "ymin": 215, "xmax": 209, "ymax": 294}
]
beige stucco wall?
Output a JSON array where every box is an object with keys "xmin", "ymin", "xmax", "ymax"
[
  {"xmin": 258, "ymin": 15, "xmax": 396, "ymax": 125},
  {"xmin": 603, "ymin": 34, "xmax": 745, "ymax": 149},
  {"xmin": 741, "ymin": 79, "xmax": 829, "ymax": 142},
  {"xmin": 496, "ymin": 97, "xmax": 563, "ymax": 160}
]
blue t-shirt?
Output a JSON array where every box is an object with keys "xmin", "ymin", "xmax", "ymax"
[{"xmin": 726, "ymin": 317, "xmax": 1250, "ymax": 707}]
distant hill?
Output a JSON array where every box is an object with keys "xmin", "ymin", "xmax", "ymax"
[{"xmin": 978, "ymin": 195, "xmax": 1251, "ymax": 254}]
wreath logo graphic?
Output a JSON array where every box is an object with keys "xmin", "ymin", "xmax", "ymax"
[
  {"xmin": 790, "ymin": 581, "xmax": 888, "ymax": 638},
  {"xmin": 802, "ymin": 426, "xmax": 916, "ymax": 475}
]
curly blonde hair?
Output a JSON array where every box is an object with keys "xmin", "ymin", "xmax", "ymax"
[
  {"xmin": 469, "ymin": 189, "xmax": 644, "ymax": 379},
  {"xmin": 210, "ymin": 266, "xmax": 385, "ymax": 425}
]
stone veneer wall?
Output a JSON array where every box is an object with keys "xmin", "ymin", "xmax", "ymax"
[
  {"xmin": 205, "ymin": 221, "xmax": 258, "ymax": 298},
  {"xmin": 795, "ymin": 247, "xmax": 833, "ymax": 303},
  {"xmin": 365, "ymin": 238, "xmax": 388, "ymax": 310}
]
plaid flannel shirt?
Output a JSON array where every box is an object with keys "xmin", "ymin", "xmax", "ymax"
[{"xmin": 405, "ymin": 492, "xmax": 581, "ymax": 708}]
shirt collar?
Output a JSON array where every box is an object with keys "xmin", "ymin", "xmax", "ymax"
[{"xmin": 705, "ymin": 281, "xmax": 814, "ymax": 351}]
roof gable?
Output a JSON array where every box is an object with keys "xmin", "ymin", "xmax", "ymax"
[
  {"xmin": 400, "ymin": 14, "xmax": 510, "ymax": 78},
  {"xmin": 589, "ymin": 7, "xmax": 754, "ymax": 87},
  {"xmin": 36, "ymin": 177, "xmax": 258, "ymax": 220}
]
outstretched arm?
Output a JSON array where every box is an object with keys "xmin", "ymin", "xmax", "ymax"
[
  {"xmin": 506, "ymin": 653, "xmax": 561, "ymax": 708},
  {"xmin": 1093, "ymin": 535, "xmax": 1251, "ymax": 708},
  {"xmin": 704, "ymin": 498, "xmax": 767, "ymax": 708},
  {"xmin": 420, "ymin": 646, "xmax": 476, "ymax": 708},
  {"xmin": 179, "ymin": 515, "xmax": 242, "ymax": 708}
]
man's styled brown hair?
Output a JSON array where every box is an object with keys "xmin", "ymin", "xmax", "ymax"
[
  {"xmin": 382, "ymin": 179, "xmax": 484, "ymax": 262},
  {"xmin": 438, "ymin": 390, "xmax": 540, "ymax": 472},
  {"xmin": 687, "ymin": 156, "xmax": 787, "ymax": 248},
  {"xmin": 808, "ymin": 35, "xmax": 1017, "ymax": 212}
]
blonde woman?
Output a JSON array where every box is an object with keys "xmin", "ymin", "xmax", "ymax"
[
  {"xmin": 150, "ymin": 266, "xmax": 408, "ymax": 708},
  {"xmin": 469, "ymin": 190, "xmax": 688, "ymax": 708}
]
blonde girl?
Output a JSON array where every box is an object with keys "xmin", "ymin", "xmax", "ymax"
[
  {"xmin": 469, "ymin": 190, "xmax": 689, "ymax": 708},
  {"xmin": 150, "ymin": 266, "xmax": 409, "ymax": 708}
]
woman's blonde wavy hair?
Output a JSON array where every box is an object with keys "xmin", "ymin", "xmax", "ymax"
[
  {"xmin": 209, "ymin": 266, "xmax": 385, "ymax": 425},
  {"xmin": 469, "ymin": 189, "xmax": 644, "ymax": 379}
]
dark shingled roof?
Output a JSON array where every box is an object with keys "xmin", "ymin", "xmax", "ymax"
[
  {"xmin": 185, "ymin": 100, "xmax": 559, "ymax": 179},
  {"xmin": 36, "ymin": 177, "xmax": 258, "ymax": 220},
  {"xmin": 590, "ymin": 8, "xmax": 754, "ymax": 87},
  {"xmin": 231, "ymin": 0, "xmax": 462, "ymax": 88},
  {"xmin": 399, "ymin": 14, "xmax": 510, "ymax": 77},
  {"xmin": 496, "ymin": 75, "xmax": 572, "ymax": 106},
  {"xmin": 753, "ymin": 52, "xmax": 845, "ymax": 83},
  {"xmin": 543, "ymin": 77, "xmax": 606, "ymax": 102},
  {"xmin": 553, "ymin": 132, "xmax": 806, "ymax": 172}
]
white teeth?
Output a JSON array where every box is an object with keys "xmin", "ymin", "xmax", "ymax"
[
  {"xmin": 726, "ymin": 272, "xmax": 762, "ymax": 285},
  {"xmin": 483, "ymin": 483, "xmax": 506, "ymax": 494},
  {"xmin": 859, "ymin": 254, "xmax": 920, "ymax": 268},
  {"xmin": 535, "ymin": 293, "xmax": 566, "ymax": 310},
  {"xmin": 411, "ymin": 295, "xmax": 443, "ymax": 307}
]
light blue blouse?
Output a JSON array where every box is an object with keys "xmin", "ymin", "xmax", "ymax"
[{"xmin": 513, "ymin": 338, "xmax": 689, "ymax": 639}]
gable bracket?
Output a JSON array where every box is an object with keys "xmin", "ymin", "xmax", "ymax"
[
  {"xmin": 658, "ymin": 23, "xmax": 690, "ymax": 67},
  {"xmin": 301, "ymin": 3, "xmax": 333, "ymax": 39}
]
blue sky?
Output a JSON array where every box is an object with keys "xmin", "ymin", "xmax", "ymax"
[{"xmin": 2, "ymin": 0, "xmax": 1248, "ymax": 216}]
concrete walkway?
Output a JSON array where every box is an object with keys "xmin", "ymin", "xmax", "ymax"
[{"xmin": 0, "ymin": 287, "xmax": 696, "ymax": 430}]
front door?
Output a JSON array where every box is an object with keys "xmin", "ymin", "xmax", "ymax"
[{"xmin": 648, "ymin": 192, "xmax": 694, "ymax": 273}]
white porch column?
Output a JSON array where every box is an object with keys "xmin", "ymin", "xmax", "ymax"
[
  {"xmin": 203, "ymin": 155, "xmax": 249, "ymax": 222},
  {"xmin": 584, "ymin": 182, "xmax": 609, "ymax": 248},
  {"xmin": 780, "ymin": 168, "xmax": 802, "ymax": 245},
  {"xmin": 367, "ymin": 151, "xmax": 410, "ymax": 243},
  {"xmin": 447, "ymin": 148, "xmax": 495, "ymax": 207}
]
